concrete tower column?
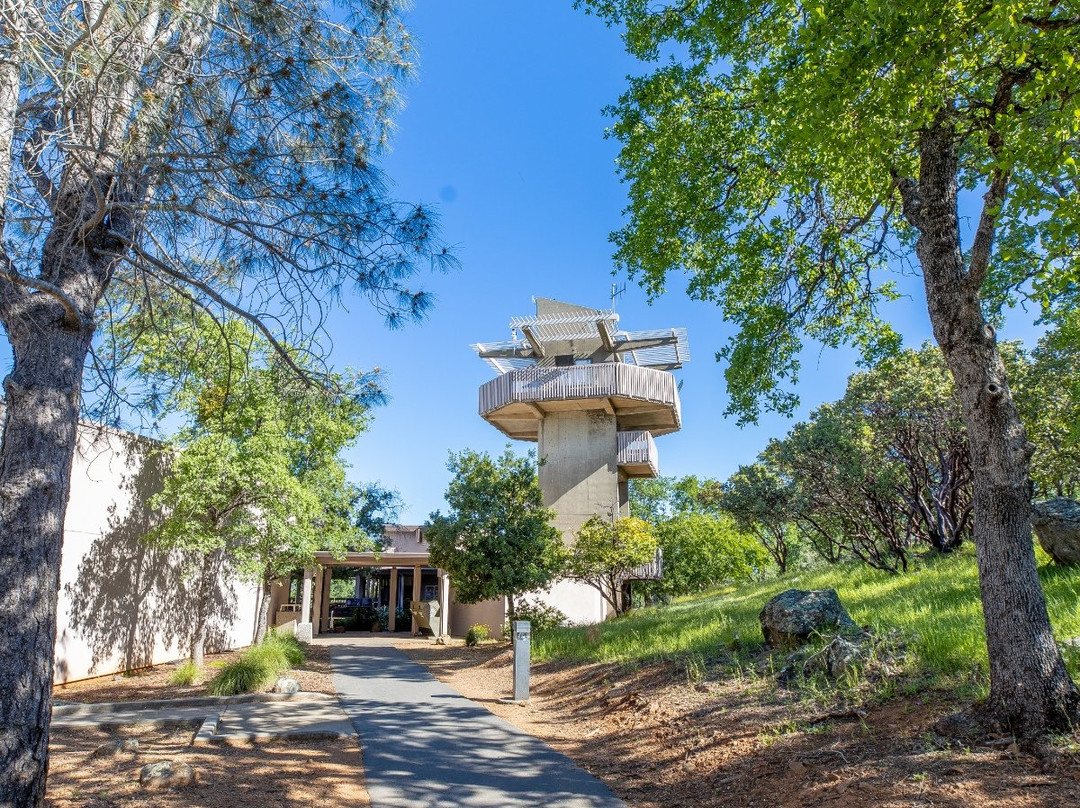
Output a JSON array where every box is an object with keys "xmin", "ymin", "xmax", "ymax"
[{"xmin": 537, "ymin": 410, "xmax": 619, "ymax": 625}]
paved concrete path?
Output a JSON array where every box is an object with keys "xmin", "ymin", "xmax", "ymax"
[{"xmin": 330, "ymin": 639, "xmax": 627, "ymax": 808}]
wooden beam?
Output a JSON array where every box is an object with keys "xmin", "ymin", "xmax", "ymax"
[
  {"xmin": 596, "ymin": 319, "xmax": 615, "ymax": 352},
  {"xmin": 521, "ymin": 325, "xmax": 546, "ymax": 359}
]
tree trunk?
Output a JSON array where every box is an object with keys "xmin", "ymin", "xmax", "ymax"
[
  {"xmin": 0, "ymin": 307, "xmax": 93, "ymax": 807},
  {"xmin": 253, "ymin": 573, "xmax": 273, "ymax": 645},
  {"xmin": 189, "ymin": 549, "xmax": 224, "ymax": 667},
  {"xmin": 914, "ymin": 123, "xmax": 1079, "ymax": 736}
]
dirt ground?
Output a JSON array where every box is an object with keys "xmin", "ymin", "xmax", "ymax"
[
  {"xmin": 53, "ymin": 643, "xmax": 335, "ymax": 703},
  {"xmin": 396, "ymin": 639, "xmax": 1080, "ymax": 808},
  {"xmin": 46, "ymin": 721, "xmax": 367, "ymax": 808}
]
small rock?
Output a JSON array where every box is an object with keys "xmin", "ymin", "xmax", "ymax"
[
  {"xmin": 825, "ymin": 636, "xmax": 867, "ymax": 677},
  {"xmin": 435, "ymin": 635, "xmax": 447, "ymax": 645},
  {"xmin": 273, "ymin": 677, "xmax": 300, "ymax": 694},
  {"xmin": 139, "ymin": 761, "xmax": 195, "ymax": 789},
  {"xmin": 788, "ymin": 760, "xmax": 807, "ymax": 775},
  {"xmin": 89, "ymin": 738, "xmax": 140, "ymax": 759}
]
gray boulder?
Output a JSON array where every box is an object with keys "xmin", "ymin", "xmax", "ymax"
[
  {"xmin": 273, "ymin": 677, "xmax": 300, "ymax": 694},
  {"xmin": 760, "ymin": 589, "xmax": 858, "ymax": 649},
  {"xmin": 1032, "ymin": 498, "xmax": 1080, "ymax": 565},
  {"xmin": 139, "ymin": 761, "xmax": 195, "ymax": 789}
]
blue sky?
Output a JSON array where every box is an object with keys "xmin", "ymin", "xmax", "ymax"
[{"xmin": 328, "ymin": 0, "xmax": 1035, "ymax": 524}]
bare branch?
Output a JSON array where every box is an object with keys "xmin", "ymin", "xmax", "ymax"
[{"xmin": 0, "ymin": 261, "xmax": 91, "ymax": 330}]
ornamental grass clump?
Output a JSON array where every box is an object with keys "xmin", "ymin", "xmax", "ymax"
[
  {"xmin": 168, "ymin": 660, "xmax": 201, "ymax": 687},
  {"xmin": 206, "ymin": 633, "xmax": 306, "ymax": 695}
]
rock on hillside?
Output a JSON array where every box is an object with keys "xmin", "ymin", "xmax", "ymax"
[
  {"xmin": 759, "ymin": 589, "xmax": 858, "ymax": 649},
  {"xmin": 1032, "ymin": 497, "xmax": 1080, "ymax": 565}
]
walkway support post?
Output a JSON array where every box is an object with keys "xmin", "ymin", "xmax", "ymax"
[
  {"xmin": 297, "ymin": 567, "xmax": 315, "ymax": 641},
  {"xmin": 388, "ymin": 567, "xmax": 399, "ymax": 632},
  {"xmin": 411, "ymin": 565, "xmax": 421, "ymax": 635},
  {"xmin": 439, "ymin": 571, "xmax": 450, "ymax": 637}
]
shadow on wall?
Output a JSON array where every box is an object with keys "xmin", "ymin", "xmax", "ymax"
[{"xmin": 59, "ymin": 429, "xmax": 237, "ymax": 679}]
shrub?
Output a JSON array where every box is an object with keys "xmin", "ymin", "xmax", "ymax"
[
  {"xmin": 168, "ymin": 660, "xmax": 200, "ymax": 687},
  {"xmin": 206, "ymin": 632, "xmax": 305, "ymax": 695},
  {"xmin": 207, "ymin": 655, "xmax": 274, "ymax": 696},
  {"xmin": 508, "ymin": 599, "xmax": 569, "ymax": 634},
  {"xmin": 265, "ymin": 630, "xmax": 305, "ymax": 667},
  {"xmin": 465, "ymin": 623, "xmax": 490, "ymax": 646}
]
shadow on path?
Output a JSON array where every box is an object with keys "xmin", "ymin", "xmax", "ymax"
[{"xmin": 330, "ymin": 640, "xmax": 626, "ymax": 808}]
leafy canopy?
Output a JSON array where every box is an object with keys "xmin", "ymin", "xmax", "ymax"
[
  {"xmin": 581, "ymin": 0, "xmax": 1080, "ymax": 422},
  {"xmin": 565, "ymin": 515, "xmax": 658, "ymax": 615},
  {"xmin": 426, "ymin": 448, "xmax": 566, "ymax": 612},
  {"xmin": 140, "ymin": 312, "xmax": 372, "ymax": 586}
]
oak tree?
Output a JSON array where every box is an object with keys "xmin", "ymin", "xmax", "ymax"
[
  {"xmin": 584, "ymin": 0, "xmax": 1080, "ymax": 734},
  {"xmin": 426, "ymin": 448, "xmax": 566, "ymax": 620}
]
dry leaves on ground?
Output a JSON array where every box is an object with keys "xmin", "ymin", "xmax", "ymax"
[{"xmin": 397, "ymin": 639, "xmax": 1080, "ymax": 808}]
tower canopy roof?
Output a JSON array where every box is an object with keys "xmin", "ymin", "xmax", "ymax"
[{"xmin": 472, "ymin": 297, "xmax": 690, "ymax": 374}]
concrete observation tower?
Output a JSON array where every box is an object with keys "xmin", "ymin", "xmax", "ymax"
[{"xmin": 472, "ymin": 298, "xmax": 689, "ymax": 624}]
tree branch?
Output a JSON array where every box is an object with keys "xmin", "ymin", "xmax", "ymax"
[
  {"xmin": 107, "ymin": 238, "xmax": 320, "ymax": 387},
  {"xmin": 0, "ymin": 262, "xmax": 90, "ymax": 330}
]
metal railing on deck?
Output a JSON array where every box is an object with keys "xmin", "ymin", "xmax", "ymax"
[{"xmin": 479, "ymin": 363, "xmax": 680, "ymax": 424}]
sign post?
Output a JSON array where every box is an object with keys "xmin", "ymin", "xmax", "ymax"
[{"xmin": 512, "ymin": 620, "xmax": 531, "ymax": 702}]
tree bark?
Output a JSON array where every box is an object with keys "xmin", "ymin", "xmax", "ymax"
[
  {"xmin": 253, "ymin": 572, "xmax": 273, "ymax": 644},
  {"xmin": 0, "ymin": 301, "xmax": 93, "ymax": 807},
  {"xmin": 913, "ymin": 122, "xmax": 1079, "ymax": 736}
]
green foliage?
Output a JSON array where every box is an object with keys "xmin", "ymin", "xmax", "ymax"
[
  {"xmin": 582, "ymin": 0, "xmax": 1080, "ymax": 421},
  {"xmin": 1011, "ymin": 313, "xmax": 1080, "ymax": 498},
  {"xmin": 565, "ymin": 516, "xmax": 658, "ymax": 615},
  {"xmin": 507, "ymin": 598, "xmax": 569, "ymax": 634},
  {"xmin": 655, "ymin": 513, "xmax": 769, "ymax": 597},
  {"xmin": 207, "ymin": 656, "xmax": 274, "ymax": 697},
  {"xmin": 629, "ymin": 476, "xmax": 770, "ymax": 594},
  {"xmin": 427, "ymin": 448, "xmax": 566, "ymax": 611},
  {"xmin": 535, "ymin": 550, "xmax": 1080, "ymax": 691},
  {"xmin": 136, "ymin": 312, "xmax": 373, "ymax": 615},
  {"xmin": 720, "ymin": 463, "xmax": 801, "ymax": 573},
  {"xmin": 264, "ymin": 630, "xmax": 306, "ymax": 668},
  {"xmin": 206, "ymin": 633, "xmax": 304, "ymax": 695},
  {"xmin": 168, "ymin": 661, "xmax": 201, "ymax": 687},
  {"xmin": 465, "ymin": 623, "xmax": 490, "ymax": 646}
]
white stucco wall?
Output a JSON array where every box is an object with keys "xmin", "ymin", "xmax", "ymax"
[{"xmin": 53, "ymin": 423, "xmax": 262, "ymax": 684}]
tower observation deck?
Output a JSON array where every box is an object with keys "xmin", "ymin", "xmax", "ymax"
[{"xmin": 473, "ymin": 298, "xmax": 689, "ymax": 624}]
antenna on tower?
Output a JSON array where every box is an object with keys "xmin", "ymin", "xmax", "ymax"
[{"xmin": 610, "ymin": 282, "xmax": 626, "ymax": 311}]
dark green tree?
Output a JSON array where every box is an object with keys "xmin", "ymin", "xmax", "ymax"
[
  {"xmin": 426, "ymin": 449, "xmax": 566, "ymax": 620},
  {"xmin": 583, "ymin": 0, "xmax": 1080, "ymax": 735}
]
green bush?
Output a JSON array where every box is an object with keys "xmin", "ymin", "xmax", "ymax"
[
  {"xmin": 207, "ymin": 655, "xmax": 274, "ymax": 696},
  {"xmin": 206, "ymin": 632, "xmax": 306, "ymax": 695},
  {"xmin": 507, "ymin": 599, "xmax": 569, "ymax": 634},
  {"xmin": 168, "ymin": 660, "xmax": 200, "ymax": 687},
  {"xmin": 465, "ymin": 623, "xmax": 490, "ymax": 646},
  {"xmin": 265, "ymin": 630, "xmax": 305, "ymax": 667}
]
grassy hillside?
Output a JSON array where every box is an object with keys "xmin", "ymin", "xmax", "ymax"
[{"xmin": 533, "ymin": 547, "xmax": 1080, "ymax": 689}]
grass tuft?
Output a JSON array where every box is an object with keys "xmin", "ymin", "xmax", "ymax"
[
  {"xmin": 168, "ymin": 660, "xmax": 201, "ymax": 687},
  {"xmin": 205, "ymin": 632, "xmax": 307, "ymax": 696}
]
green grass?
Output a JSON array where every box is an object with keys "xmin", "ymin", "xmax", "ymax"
[
  {"xmin": 205, "ymin": 632, "xmax": 307, "ymax": 696},
  {"xmin": 533, "ymin": 547, "xmax": 1080, "ymax": 690},
  {"xmin": 167, "ymin": 660, "xmax": 201, "ymax": 687}
]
